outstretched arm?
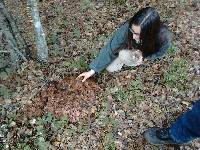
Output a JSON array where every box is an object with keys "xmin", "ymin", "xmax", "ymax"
[
  {"xmin": 89, "ymin": 22, "xmax": 129, "ymax": 73},
  {"xmin": 77, "ymin": 22, "xmax": 129, "ymax": 82}
]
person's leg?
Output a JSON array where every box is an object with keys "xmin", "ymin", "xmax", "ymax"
[
  {"xmin": 170, "ymin": 99, "xmax": 200, "ymax": 143},
  {"xmin": 106, "ymin": 56, "xmax": 124, "ymax": 72},
  {"xmin": 106, "ymin": 49, "xmax": 133, "ymax": 72},
  {"xmin": 106, "ymin": 49, "xmax": 143, "ymax": 72},
  {"xmin": 144, "ymin": 99, "xmax": 200, "ymax": 145},
  {"xmin": 119, "ymin": 49, "xmax": 143, "ymax": 67}
]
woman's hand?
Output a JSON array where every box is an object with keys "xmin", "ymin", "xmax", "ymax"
[
  {"xmin": 135, "ymin": 55, "xmax": 143, "ymax": 66},
  {"xmin": 133, "ymin": 50, "xmax": 143, "ymax": 66},
  {"xmin": 77, "ymin": 70, "xmax": 95, "ymax": 82}
]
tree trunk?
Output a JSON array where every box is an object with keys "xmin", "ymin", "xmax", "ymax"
[
  {"xmin": 0, "ymin": 1, "xmax": 30, "ymax": 69},
  {"xmin": 27, "ymin": 0, "xmax": 48, "ymax": 62}
]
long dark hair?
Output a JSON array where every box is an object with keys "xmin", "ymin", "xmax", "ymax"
[{"xmin": 127, "ymin": 7, "xmax": 161, "ymax": 57}]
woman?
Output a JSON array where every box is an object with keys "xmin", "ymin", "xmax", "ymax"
[{"xmin": 78, "ymin": 7, "xmax": 172, "ymax": 82}]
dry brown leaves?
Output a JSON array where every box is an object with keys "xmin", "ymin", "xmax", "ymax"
[
  {"xmin": 4, "ymin": 0, "xmax": 200, "ymax": 149},
  {"xmin": 23, "ymin": 76, "xmax": 102, "ymax": 122}
]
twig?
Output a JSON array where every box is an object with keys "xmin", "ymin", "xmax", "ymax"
[{"xmin": 0, "ymin": 51, "xmax": 9, "ymax": 53}]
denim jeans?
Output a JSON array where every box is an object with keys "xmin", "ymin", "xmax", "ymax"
[{"xmin": 169, "ymin": 99, "xmax": 200, "ymax": 143}]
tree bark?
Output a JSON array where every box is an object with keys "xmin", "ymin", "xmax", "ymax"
[
  {"xmin": 0, "ymin": 1, "xmax": 30, "ymax": 69},
  {"xmin": 27, "ymin": 0, "xmax": 48, "ymax": 62}
]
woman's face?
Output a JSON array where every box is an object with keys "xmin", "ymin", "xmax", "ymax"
[{"xmin": 130, "ymin": 25, "xmax": 141, "ymax": 43}]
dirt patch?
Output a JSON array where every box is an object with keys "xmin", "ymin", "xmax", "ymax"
[{"xmin": 22, "ymin": 77, "xmax": 102, "ymax": 122}]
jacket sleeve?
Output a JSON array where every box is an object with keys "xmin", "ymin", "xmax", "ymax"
[
  {"xmin": 89, "ymin": 22, "xmax": 129, "ymax": 73},
  {"xmin": 146, "ymin": 26, "xmax": 172, "ymax": 60}
]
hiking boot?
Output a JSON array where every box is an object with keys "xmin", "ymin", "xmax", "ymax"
[{"xmin": 144, "ymin": 127, "xmax": 181, "ymax": 145}]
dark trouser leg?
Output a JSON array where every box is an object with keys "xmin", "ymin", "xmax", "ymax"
[{"xmin": 169, "ymin": 99, "xmax": 200, "ymax": 143}]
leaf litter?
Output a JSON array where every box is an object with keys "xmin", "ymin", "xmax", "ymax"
[{"xmin": 1, "ymin": 0, "xmax": 200, "ymax": 149}]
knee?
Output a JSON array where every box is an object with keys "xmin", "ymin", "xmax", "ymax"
[{"xmin": 119, "ymin": 50, "xmax": 131, "ymax": 60}]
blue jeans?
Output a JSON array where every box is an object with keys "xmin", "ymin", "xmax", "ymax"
[{"xmin": 169, "ymin": 99, "xmax": 200, "ymax": 143}]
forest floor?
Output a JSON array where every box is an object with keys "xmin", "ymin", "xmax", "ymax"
[{"xmin": 1, "ymin": 0, "xmax": 200, "ymax": 149}]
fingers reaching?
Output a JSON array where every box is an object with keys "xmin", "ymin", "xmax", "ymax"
[
  {"xmin": 82, "ymin": 76, "xmax": 87, "ymax": 82},
  {"xmin": 77, "ymin": 73, "xmax": 84, "ymax": 79},
  {"xmin": 76, "ymin": 70, "xmax": 95, "ymax": 82}
]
